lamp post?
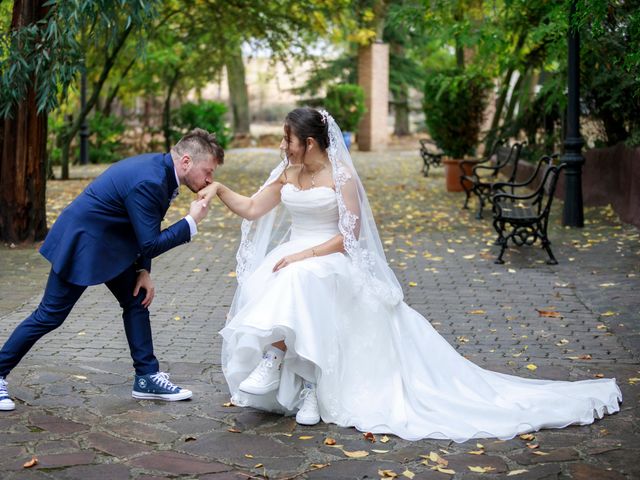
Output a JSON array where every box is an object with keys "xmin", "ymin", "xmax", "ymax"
[
  {"xmin": 562, "ymin": 0, "xmax": 584, "ymax": 227},
  {"xmin": 79, "ymin": 66, "xmax": 89, "ymax": 165}
]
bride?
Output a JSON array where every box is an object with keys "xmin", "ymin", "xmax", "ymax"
[{"xmin": 199, "ymin": 107, "xmax": 621, "ymax": 442}]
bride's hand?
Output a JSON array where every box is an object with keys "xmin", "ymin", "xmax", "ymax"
[
  {"xmin": 273, "ymin": 251, "xmax": 309, "ymax": 272},
  {"xmin": 198, "ymin": 182, "xmax": 219, "ymax": 203}
]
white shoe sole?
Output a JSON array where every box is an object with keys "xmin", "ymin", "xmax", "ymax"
[
  {"xmin": 132, "ymin": 390, "xmax": 192, "ymax": 401},
  {"xmin": 296, "ymin": 414, "xmax": 320, "ymax": 425},
  {"xmin": 0, "ymin": 402, "xmax": 15, "ymax": 411},
  {"xmin": 238, "ymin": 379, "xmax": 280, "ymax": 395}
]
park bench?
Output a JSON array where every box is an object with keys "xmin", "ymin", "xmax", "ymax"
[
  {"xmin": 419, "ymin": 139, "xmax": 444, "ymax": 177},
  {"xmin": 491, "ymin": 155, "xmax": 565, "ymax": 265},
  {"xmin": 461, "ymin": 141, "xmax": 524, "ymax": 219}
]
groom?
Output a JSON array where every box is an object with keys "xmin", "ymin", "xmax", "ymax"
[{"xmin": 0, "ymin": 128, "xmax": 223, "ymax": 411}]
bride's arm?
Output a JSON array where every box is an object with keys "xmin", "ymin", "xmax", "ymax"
[
  {"xmin": 199, "ymin": 180, "xmax": 283, "ymax": 221},
  {"xmin": 273, "ymin": 234, "xmax": 344, "ymax": 272}
]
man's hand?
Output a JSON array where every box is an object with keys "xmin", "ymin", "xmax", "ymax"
[
  {"xmin": 198, "ymin": 182, "xmax": 219, "ymax": 203},
  {"xmin": 133, "ymin": 269, "xmax": 155, "ymax": 308},
  {"xmin": 273, "ymin": 251, "xmax": 310, "ymax": 272},
  {"xmin": 189, "ymin": 198, "xmax": 210, "ymax": 224}
]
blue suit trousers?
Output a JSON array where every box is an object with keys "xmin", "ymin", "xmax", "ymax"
[{"xmin": 0, "ymin": 265, "xmax": 159, "ymax": 377}]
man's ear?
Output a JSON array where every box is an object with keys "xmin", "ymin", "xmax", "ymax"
[{"xmin": 180, "ymin": 154, "xmax": 191, "ymax": 170}]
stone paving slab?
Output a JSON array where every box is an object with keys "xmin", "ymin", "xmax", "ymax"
[{"xmin": 0, "ymin": 149, "xmax": 638, "ymax": 479}]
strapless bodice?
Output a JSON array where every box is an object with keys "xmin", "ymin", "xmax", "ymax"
[{"xmin": 281, "ymin": 183, "xmax": 340, "ymax": 240}]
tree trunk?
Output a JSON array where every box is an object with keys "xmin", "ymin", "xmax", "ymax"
[
  {"xmin": 163, "ymin": 69, "xmax": 180, "ymax": 152},
  {"xmin": 393, "ymin": 85, "xmax": 410, "ymax": 136},
  {"xmin": 0, "ymin": 0, "xmax": 48, "ymax": 243},
  {"xmin": 226, "ymin": 45, "xmax": 250, "ymax": 138}
]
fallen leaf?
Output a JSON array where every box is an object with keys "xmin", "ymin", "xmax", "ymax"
[
  {"xmin": 23, "ymin": 457, "xmax": 38, "ymax": 468},
  {"xmin": 342, "ymin": 449, "xmax": 369, "ymax": 458},
  {"xmin": 599, "ymin": 282, "xmax": 616, "ymax": 287},
  {"xmin": 532, "ymin": 451, "xmax": 549, "ymax": 456},
  {"xmin": 536, "ymin": 309, "xmax": 563, "ymax": 318},
  {"xmin": 222, "ymin": 402, "xmax": 233, "ymax": 407},
  {"xmin": 595, "ymin": 373, "xmax": 605, "ymax": 378},
  {"xmin": 526, "ymin": 364, "xmax": 537, "ymax": 371},
  {"xmin": 299, "ymin": 435, "xmax": 314, "ymax": 440},
  {"xmin": 311, "ymin": 463, "xmax": 329, "ymax": 469},
  {"xmin": 428, "ymin": 452, "xmax": 448, "ymax": 466},
  {"xmin": 227, "ymin": 271, "xmax": 237, "ymax": 277},
  {"xmin": 363, "ymin": 432, "xmax": 376, "ymax": 442},
  {"xmin": 469, "ymin": 309, "xmax": 486, "ymax": 314},
  {"xmin": 507, "ymin": 469, "xmax": 530, "ymax": 476},
  {"xmin": 324, "ymin": 437, "xmax": 336, "ymax": 445},
  {"xmin": 526, "ymin": 443, "xmax": 539, "ymax": 449},
  {"xmin": 372, "ymin": 449, "xmax": 390, "ymax": 453},
  {"xmin": 380, "ymin": 435, "xmax": 390, "ymax": 443},
  {"xmin": 519, "ymin": 434, "xmax": 535, "ymax": 441},
  {"xmin": 379, "ymin": 469, "xmax": 398, "ymax": 478},
  {"xmin": 402, "ymin": 469, "xmax": 415, "ymax": 479},
  {"xmin": 469, "ymin": 466, "xmax": 496, "ymax": 473},
  {"xmin": 408, "ymin": 282, "xmax": 418, "ymax": 287},
  {"xmin": 244, "ymin": 454, "xmax": 254, "ymax": 458},
  {"xmin": 434, "ymin": 466, "xmax": 456, "ymax": 475},
  {"xmin": 627, "ymin": 377, "xmax": 640, "ymax": 385},
  {"xmin": 254, "ymin": 463, "xmax": 263, "ymax": 468},
  {"xmin": 227, "ymin": 427, "xmax": 241, "ymax": 433},
  {"xmin": 467, "ymin": 450, "xmax": 484, "ymax": 455},
  {"xmin": 600, "ymin": 311, "xmax": 617, "ymax": 317}
]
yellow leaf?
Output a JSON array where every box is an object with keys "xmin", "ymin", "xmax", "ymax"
[
  {"xmin": 299, "ymin": 436, "xmax": 314, "ymax": 440},
  {"xmin": 254, "ymin": 463, "xmax": 263, "ymax": 468},
  {"xmin": 311, "ymin": 463, "xmax": 329, "ymax": 469},
  {"xmin": 428, "ymin": 452, "xmax": 448, "ymax": 466},
  {"xmin": 323, "ymin": 437, "xmax": 336, "ymax": 445},
  {"xmin": 378, "ymin": 469, "xmax": 398, "ymax": 478},
  {"xmin": 408, "ymin": 282, "xmax": 418, "ymax": 287},
  {"xmin": 519, "ymin": 434, "xmax": 535, "ymax": 441},
  {"xmin": 192, "ymin": 268, "xmax": 201, "ymax": 272},
  {"xmin": 244, "ymin": 454, "xmax": 254, "ymax": 458},
  {"xmin": 532, "ymin": 451, "xmax": 549, "ymax": 456},
  {"xmin": 380, "ymin": 435, "xmax": 390, "ymax": 443},
  {"xmin": 227, "ymin": 271, "xmax": 237, "ymax": 277},
  {"xmin": 469, "ymin": 466, "xmax": 496, "ymax": 473},
  {"xmin": 342, "ymin": 449, "xmax": 369, "ymax": 458},
  {"xmin": 476, "ymin": 443, "xmax": 484, "ymax": 449},
  {"xmin": 468, "ymin": 309, "xmax": 486, "ymax": 314},
  {"xmin": 600, "ymin": 311, "xmax": 617, "ymax": 317},
  {"xmin": 227, "ymin": 428, "xmax": 241, "ymax": 433},
  {"xmin": 372, "ymin": 449, "xmax": 390, "ymax": 453},
  {"xmin": 526, "ymin": 364, "xmax": 537, "ymax": 371},
  {"xmin": 463, "ymin": 254, "xmax": 475, "ymax": 259},
  {"xmin": 435, "ymin": 466, "xmax": 456, "ymax": 475},
  {"xmin": 467, "ymin": 450, "xmax": 484, "ymax": 455},
  {"xmin": 628, "ymin": 377, "xmax": 640, "ymax": 385},
  {"xmin": 222, "ymin": 402, "xmax": 233, "ymax": 407},
  {"xmin": 174, "ymin": 316, "xmax": 181, "ymax": 321},
  {"xmin": 402, "ymin": 469, "xmax": 415, "ymax": 479},
  {"xmin": 507, "ymin": 470, "xmax": 530, "ymax": 476}
]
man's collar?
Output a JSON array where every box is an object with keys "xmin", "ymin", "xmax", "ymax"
[{"xmin": 173, "ymin": 165, "xmax": 180, "ymax": 192}]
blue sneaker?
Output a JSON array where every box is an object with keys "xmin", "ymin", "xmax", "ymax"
[
  {"xmin": 0, "ymin": 377, "xmax": 16, "ymax": 411},
  {"xmin": 132, "ymin": 372, "xmax": 192, "ymax": 401}
]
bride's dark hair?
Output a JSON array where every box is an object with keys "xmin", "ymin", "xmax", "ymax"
[{"xmin": 284, "ymin": 107, "xmax": 330, "ymax": 154}]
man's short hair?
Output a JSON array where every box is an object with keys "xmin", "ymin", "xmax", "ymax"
[{"xmin": 172, "ymin": 128, "xmax": 224, "ymax": 165}]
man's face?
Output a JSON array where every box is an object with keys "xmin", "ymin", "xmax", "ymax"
[{"xmin": 182, "ymin": 154, "xmax": 218, "ymax": 192}]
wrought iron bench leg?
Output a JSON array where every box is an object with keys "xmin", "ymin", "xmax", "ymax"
[
  {"xmin": 475, "ymin": 193, "xmax": 485, "ymax": 219},
  {"xmin": 495, "ymin": 237, "xmax": 508, "ymax": 264},
  {"xmin": 492, "ymin": 218, "xmax": 505, "ymax": 246}
]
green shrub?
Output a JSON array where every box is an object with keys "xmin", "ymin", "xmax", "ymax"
[
  {"xmin": 88, "ymin": 111, "xmax": 126, "ymax": 163},
  {"xmin": 423, "ymin": 70, "xmax": 491, "ymax": 158},
  {"xmin": 323, "ymin": 84, "xmax": 366, "ymax": 132},
  {"xmin": 171, "ymin": 100, "xmax": 231, "ymax": 148}
]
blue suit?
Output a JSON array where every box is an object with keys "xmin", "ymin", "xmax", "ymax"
[{"xmin": 0, "ymin": 153, "xmax": 191, "ymax": 377}]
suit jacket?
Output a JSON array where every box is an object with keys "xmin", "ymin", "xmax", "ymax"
[{"xmin": 40, "ymin": 153, "xmax": 191, "ymax": 286}]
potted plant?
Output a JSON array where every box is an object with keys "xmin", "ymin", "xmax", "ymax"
[
  {"xmin": 324, "ymin": 84, "xmax": 366, "ymax": 150},
  {"xmin": 423, "ymin": 70, "xmax": 491, "ymax": 191}
]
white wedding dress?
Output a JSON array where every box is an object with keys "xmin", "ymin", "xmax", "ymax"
[{"xmin": 221, "ymin": 182, "xmax": 621, "ymax": 443}]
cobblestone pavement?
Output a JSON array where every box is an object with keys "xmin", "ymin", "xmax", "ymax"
[{"xmin": 0, "ymin": 149, "xmax": 638, "ymax": 479}]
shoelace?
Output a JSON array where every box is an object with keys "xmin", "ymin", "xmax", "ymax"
[
  {"xmin": 0, "ymin": 379, "xmax": 8, "ymax": 397},
  {"xmin": 250, "ymin": 358, "xmax": 275, "ymax": 380},
  {"xmin": 299, "ymin": 387, "xmax": 318, "ymax": 411},
  {"xmin": 150, "ymin": 372, "xmax": 178, "ymax": 392}
]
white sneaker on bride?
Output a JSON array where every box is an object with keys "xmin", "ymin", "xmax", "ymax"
[
  {"xmin": 296, "ymin": 381, "xmax": 320, "ymax": 425},
  {"xmin": 239, "ymin": 349, "xmax": 282, "ymax": 395}
]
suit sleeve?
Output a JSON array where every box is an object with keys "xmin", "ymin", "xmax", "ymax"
[{"xmin": 124, "ymin": 181, "xmax": 191, "ymax": 260}]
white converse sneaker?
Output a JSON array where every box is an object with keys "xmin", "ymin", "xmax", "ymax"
[
  {"xmin": 0, "ymin": 377, "xmax": 16, "ymax": 411},
  {"xmin": 296, "ymin": 381, "xmax": 320, "ymax": 425},
  {"xmin": 238, "ymin": 349, "xmax": 282, "ymax": 395}
]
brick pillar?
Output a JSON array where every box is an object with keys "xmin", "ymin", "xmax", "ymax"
[{"xmin": 357, "ymin": 43, "xmax": 389, "ymax": 151}]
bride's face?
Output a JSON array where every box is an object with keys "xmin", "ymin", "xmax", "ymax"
[{"xmin": 280, "ymin": 128, "xmax": 305, "ymax": 165}]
